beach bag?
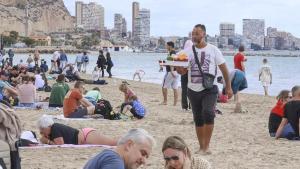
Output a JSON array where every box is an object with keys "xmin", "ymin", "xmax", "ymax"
[
  {"xmin": 94, "ymin": 99, "xmax": 120, "ymax": 120},
  {"xmin": 44, "ymin": 85, "xmax": 52, "ymax": 92},
  {"xmin": 192, "ymin": 46, "xmax": 216, "ymax": 89},
  {"xmin": 94, "ymin": 99, "xmax": 113, "ymax": 119}
]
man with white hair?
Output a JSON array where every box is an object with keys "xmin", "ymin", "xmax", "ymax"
[{"xmin": 84, "ymin": 128, "xmax": 155, "ymax": 169}]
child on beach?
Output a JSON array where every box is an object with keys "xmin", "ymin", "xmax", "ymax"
[
  {"xmin": 133, "ymin": 69, "xmax": 145, "ymax": 81},
  {"xmin": 34, "ymin": 69, "xmax": 45, "ymax": 90},
  {"xmin": 269, "ymin": 90, "xmax": 291, "ymax": 137},
  {"xmin": 119, "ymin": 81, "xmax": 135, "ymax": 103},
  {"xmin": 121, "ymin": 95, "xmax": 146, "ymax": 119},
  {"xmin": 92, "ymin": 66, "xmax": 101, "ymax": 81},
  {"xmin": 259, "ymin": 58, "xmax": 272, "ymax": 96}
]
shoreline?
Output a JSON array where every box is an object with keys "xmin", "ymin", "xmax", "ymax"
[{"xmin": 2, "ymin": 47, "xmax": 300, "ymax": 57}]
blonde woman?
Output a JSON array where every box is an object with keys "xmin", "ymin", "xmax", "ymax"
[{"xmin": 162, "ymin": 136, "xmax": 211, "ymax": 169}]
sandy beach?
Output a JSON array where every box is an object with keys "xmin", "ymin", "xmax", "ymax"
[{"xmin": 15, "ymin": 76, "xmax": 300, "ymax": 169}]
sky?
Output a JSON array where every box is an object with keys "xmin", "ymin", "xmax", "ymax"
[{"xmin": 63, "ymin": 0, "xmax": 300, "ymax": 37}]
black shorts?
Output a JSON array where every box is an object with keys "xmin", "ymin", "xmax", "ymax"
[
  {"xmin": 68, "ymin": 107, "xmax": 88, "ymax": 118},
  {"xmin": 49, "ymin": 104, "xmax": 63, "ymax": 108},
  {"xmin": 268, "ymin": 113, "xmax": 282, "ymax": 135},
  {"xmin": 187, "ymin": 85, "xmax": 218, "ymax": 127}
]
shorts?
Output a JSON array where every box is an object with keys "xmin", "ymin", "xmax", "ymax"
[
  {"xmin": 188, "ymin": 85, "xmax": 218, "ymax": 127},
  {"xmin": 261, "ymin": 81, "xmax": 270, "ymax": 87},
  {"xmin": 49, "ymin": 103, "xmax": 63, "ymax": 108},
  {"xmin": 162, "ymin": 72, "xmax": 179, "ymax": 89},
  {"xmin": 68, "ymin": 107, "xmax": 88, "ymax": 118},
  {"xmin": 231, "ymin": 71, "xmax": 248, "ymax": 94},
  {"xmin": 268, "ymin": 113, "xmax": 282, "ymax": 136}
]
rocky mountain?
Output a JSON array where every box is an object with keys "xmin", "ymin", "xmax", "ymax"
[{"xmin": 0, "ymin": 0, "xmax": 74, "ymax": 36}]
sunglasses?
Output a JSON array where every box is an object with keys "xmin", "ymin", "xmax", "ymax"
[{"xmin": 164, "ymin": 156, "xmax": 179, "ymax": 161}]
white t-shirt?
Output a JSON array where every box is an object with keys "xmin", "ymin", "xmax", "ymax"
[
  {"xmin": 187, "ymin": 43, "xmax": 225, "ymax": 92},
  {"xmin": 34, "ymin": 74, "xmax": 45, "ymax": 89},
  {"xmin": 92, "ymin": 70, "xmax": 100, "ymax": 81},
  {"xmin": 76, "ymin": 55, "xmax": 83, "ymax": 63},
  {"xmin": 52, "ymin": 51, "xmax": 60, "ymax": 61},
  {"xmin": 259, "ymin": 64, "xmax": 271, "ymax": 83}
]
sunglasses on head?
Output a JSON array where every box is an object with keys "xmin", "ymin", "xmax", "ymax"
[{"xmin": 164, "ymin": 156, "xmax": 179, "ymax": 161}]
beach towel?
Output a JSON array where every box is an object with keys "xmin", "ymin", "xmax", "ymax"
[
  {"xmin": 52, "ymin": 114, "xmax": 104, "ymax": 121},
  {"xmin": 19, "ymin": 144, "xmax": 114, "ymax": 149},
  {"xmin": 14, "ymin": 103, "xmax": 61, "ymax": 113}
]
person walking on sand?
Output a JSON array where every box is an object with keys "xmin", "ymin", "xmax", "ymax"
[
  {"xmin": 59, "ymin": 49, "xmax": 68, "ymax": 70},
  {"xmin": 234, "ymin": 45, "xmax": 247, "ymax": 72},
  {"xmin": 106, "ymin": 51, "xmax": 113, "ymax": 78},
  {"xmin": 8, "ymin": 49, "xmax": 14, "ymax": 66},
  {"xmin": 218, "ymin": 69, "xmax": 248, "ymax": 113},
  {"xmin": 75, "ymin": 51, "xmax": 83, "ymax": 72},
  {"xmin": 161, "ymin": 41, "xmax": 179, "ymax": 106},
  {"xmin": 181, "ymin": 40, "xmax": 193, "ymax": 110},
  {"xmin": 34, "ymin": 49, "xmax": 40, "ymax": 66},
  {"xmin": 97, "ymin": 50, "xmax": 107, "ymax": 77},
  {"xmin": 176, "ymin": 24, "xmax": 233, "ymax": 154},
  {"xmin": 259, "ymin": 58, "xmax": 272, "ymax": 96},
  {"xmin": 82, "ymin": 51, "xmax": 89, "ymax": 73}
]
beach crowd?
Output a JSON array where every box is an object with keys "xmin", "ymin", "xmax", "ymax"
[{"xmin": 0, "ymin": 24, "xmax": 299, "ymax": 169}]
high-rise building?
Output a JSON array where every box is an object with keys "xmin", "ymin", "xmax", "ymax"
[
  {"xmin": 134, "ymin": 8, "xmax": 150, "ymax": 47},
  {"xmin": 122, "ymin": 18, "xmax": 127, "ymax": 37},
  {"xmin": 114, "ymin": 13, "xmax": 123, "ymax": 37},
  {"xmin": 243, "ymin": 19, "xmax": 265, "ymax": 47},
  {"xmin": 113, "ymin": 14, "xmax": 127, "ymax": 39},
  {"xmin": 132, "ymin": 2, "xmax": 139, "ymax": 37},
  {"xmin": 75, "ymin": 1, "xmax": 104, "ymax": 31},
  {"xmin": 267, "ymin": 27, "xmax": 277, "ymax": 37},
  {"xmin": 220, "ymin": 23, "xmax": 235, "ymax": 37}
]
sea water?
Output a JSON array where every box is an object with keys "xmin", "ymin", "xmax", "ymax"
[{"xmin": 12, "ymin": 51, "xmax": 300, "ymax": 96}]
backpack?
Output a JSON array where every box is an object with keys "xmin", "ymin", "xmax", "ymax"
[
  {"xmin": 94, "ymin": 99, "xmax": 120, "ymax": 120},
  {"xmin": 44, "ymin": 85, "xmax": 52, "ymax": 92}
]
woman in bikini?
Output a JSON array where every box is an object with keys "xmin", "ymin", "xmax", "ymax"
[{"xmin": 37, "ymin": 115, "xmax": 117, "ymax": 145}]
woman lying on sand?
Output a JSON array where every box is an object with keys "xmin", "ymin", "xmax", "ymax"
[
  {"xmin": 162, "ymin": 136, "xmax": 211, "ymax": 169},
  {"xmin": 37, "ymin": 115, "xmax": 117, "ymax": 146}
]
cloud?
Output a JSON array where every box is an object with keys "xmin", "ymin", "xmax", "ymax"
[{"xmin": 64, "ymin": 0, "xmax": 300, "ymax": 37}]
